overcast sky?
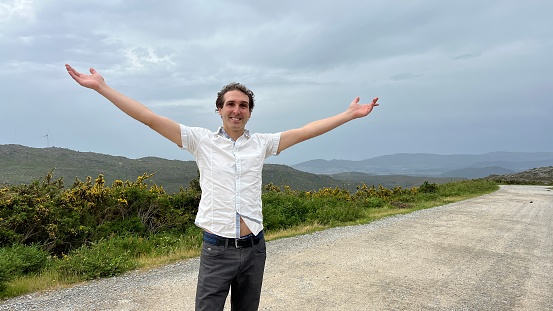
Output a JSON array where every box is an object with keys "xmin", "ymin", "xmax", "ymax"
[{"xmin": 1, "ymin": 0, "xmax": 551, "ymax": 165}]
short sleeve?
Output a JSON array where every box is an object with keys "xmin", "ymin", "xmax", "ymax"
[
  {"xmin": 180, "ymin": 124, "xmax": 212, "ymax": 154},
  {"xmin": 179, "ymin": 124, "xmax": 192, "ymax": 151},
  {"xmin": 265, "ymin": 132, "xmax": 281, "ymax": 158}
]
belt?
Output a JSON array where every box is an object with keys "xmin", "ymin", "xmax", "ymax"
[{"xmin": 203, "ymin": 231, "xmax": 263, "ymax": 248}]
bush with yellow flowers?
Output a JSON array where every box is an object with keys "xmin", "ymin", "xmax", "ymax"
[{"xmin": 0, "ymin": 171, "xmax": 200, "ymax": 257}]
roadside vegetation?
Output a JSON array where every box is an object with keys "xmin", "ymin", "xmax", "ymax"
[{"xmin": 0, "ymin": 171, "xmax": 498, "ymax": 299}]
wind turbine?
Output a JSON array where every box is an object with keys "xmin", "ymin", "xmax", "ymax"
[{"xmin": 41, "ymin": 130, "xmax": 50, "ymax": 148}]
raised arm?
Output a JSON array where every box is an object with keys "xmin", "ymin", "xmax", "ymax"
[
  {"xmin": 277, "ymin": 96, "xmax": 379, "ymax": 153},
  {"xmin": 65, "ymin": 64, "xmax": 182, "ymax": 147}
]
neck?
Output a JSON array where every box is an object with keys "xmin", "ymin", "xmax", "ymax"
[{"xmin": 222, "ymin": 126, "xmax": 245, "ymax": 141}]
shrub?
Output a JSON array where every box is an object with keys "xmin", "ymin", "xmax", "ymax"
[
  {"xmin": 55, "ymin": 239, "xmax": 137, "ymax": 280},
  {"xmin": 0, "ymin": 244, "xmax": 50, "ymax": 292},
  {"xmin": 262, "ymin": 192, "xmax": 311, "ymax": 231},
  {"xmin": 94, "ymin": 217, "xmax": 147, "ymax": 239},
  {"xmin": 146, "ymin": 231, "xmax": 202, "ymax": 256},
  {"xmin": 0, "ymin": 244, "xmax": 49, "ymax": 276},
  {"xmin": 438, "ymin": 179, "xmax": 497, "ymax": 197},
  {"xmin": 418, "ymin": 181, "xmax": 439, "ymax": 193},
  {"xmin": 0, "ymin": 265, "xmax": 8, "ymax": 292},
  {"xmin": 0, "ymin": 172, "xmax": 200, "ymax": 257},
  {"xmin": 363, "ymin": 197, "xmax": 386, "ymax": 208},
  {"xmin": 307, "ymin": 199, "xmax": 363, "ymax": 225}
]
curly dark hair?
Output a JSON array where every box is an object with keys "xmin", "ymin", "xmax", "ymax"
[{"xmin": 215, "ymin": 82, "xmax": 255, "ymax": 112}]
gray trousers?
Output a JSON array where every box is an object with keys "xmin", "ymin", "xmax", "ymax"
[{"xmin": 195, "ymin": 233, "xmax": 267, "ymax": 311}]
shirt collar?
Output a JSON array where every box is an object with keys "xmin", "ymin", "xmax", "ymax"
[{"xmin": 217, "ymin": 126, "xmax": 251, "ymax": 141}]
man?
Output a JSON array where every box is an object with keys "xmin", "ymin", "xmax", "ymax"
[{"xmin": 65, "ymin": 64, "xmax": 379, "ymax": 310}]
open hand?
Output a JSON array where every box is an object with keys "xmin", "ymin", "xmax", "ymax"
[
  {"xmin": 348, "ymin": 97, "xmax": 379, "ymax": 119},
  {"xmin": 65, "ymin": 64, "xmax": 105, "ymax": 90}
]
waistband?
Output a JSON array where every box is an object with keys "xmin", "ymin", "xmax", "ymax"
[{"xmin": 203, "ymin": 231, "xmax": 264, "ymax": 248}]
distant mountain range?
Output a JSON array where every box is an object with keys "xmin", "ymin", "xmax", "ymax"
[
  {"xmin": 2, "ymin": 145, "xmax": 551, "ymax": 192},
  {"xmin": 292, "ymin": 152, "xmax": 553, "ymax": 178}
]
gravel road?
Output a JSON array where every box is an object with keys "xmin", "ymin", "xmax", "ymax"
[{"xmin": 1, "ymin": 185, "xmax": 552, "ymax": 311}]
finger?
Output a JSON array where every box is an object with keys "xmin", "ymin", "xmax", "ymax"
[
  {"xmin": 65, "ymin": 64, "xmax": 76, "ymax": 75},
  {"xmin": 372, "ymin": 97, "xmax": 379, "ymax": 107},
  {"xmin": 65, "ymin": 65, "xmax": 80, "ymax": 79},
  {"xmin": 89, "ymin": 68, "xmax": 97, "ymax": 74}
]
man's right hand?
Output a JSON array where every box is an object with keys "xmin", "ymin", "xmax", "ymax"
[{"xmin": 65, "ymin": 64, "xmax": 105, "ymax": 90}]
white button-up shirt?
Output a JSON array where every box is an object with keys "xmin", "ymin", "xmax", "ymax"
[{"xmin": 180, "ymin": 124, "xmax": 281, "ymax": 238}]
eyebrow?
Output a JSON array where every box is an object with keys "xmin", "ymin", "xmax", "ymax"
[{"xmin": 225, "ymin": 100, "xmax": 249, "ymax": 105}]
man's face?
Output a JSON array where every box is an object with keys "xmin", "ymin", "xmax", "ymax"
[{"xmin": 218, "ymin": 90, "xmax": 251, "ymax": 137}]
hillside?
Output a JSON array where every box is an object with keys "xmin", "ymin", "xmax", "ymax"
[
  {"xmin": 0, "ymin": 145, "xmax": 198, "ymax": 193},
  {"xmin": 0, "ymin": 145, "xmax": 342, "ymax": 193},
  {"xmin": 441, "ymin": 166, "xmax": 515, "ymax": 179},
  {"xmin": 484, "ymin": 166, "xmax": 553, "ymax": 185}
]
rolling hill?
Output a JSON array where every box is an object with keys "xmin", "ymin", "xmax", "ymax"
[
  {"xmin": 292, "ymin": 152, "xmax": 553, "ymax": 178},
  {"xmin": 0, "ymin": 145, "xmax": 342, "ymax": 193}
]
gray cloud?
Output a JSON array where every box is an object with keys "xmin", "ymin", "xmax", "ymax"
[{"xmin": 1, "ymin": 0, "xmax": 552, "ymax": 165}]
